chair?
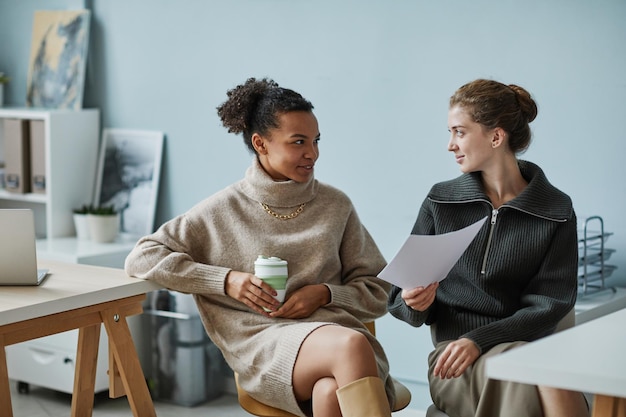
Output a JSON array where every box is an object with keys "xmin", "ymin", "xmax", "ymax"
[
  {"xmin": 235, "ymin": 321, "xmax": 412, "ymax": 416},
  {"xmin": 425, "ymin": 308, "xmax": 577, "ymax": 417}
]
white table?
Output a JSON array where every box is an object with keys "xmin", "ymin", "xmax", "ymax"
[
  {"xmin": 36, "ymin": 235, "xmax": 139, "ymax": 267},
  {"xmin": 575, "ymin": 287, "xmax": 626, "ymax": 325},
  {"xmin": 486, "ymin": 308, "xmax": 626, "ymax": 417},
  {"xmin": 0, "ymin": 260, "xmax": 162, "ymax": 417}
]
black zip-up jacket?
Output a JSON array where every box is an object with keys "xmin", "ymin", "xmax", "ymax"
[{"xmin": 387, "ymin": 160, "xmax": 578, "ymax": 354}]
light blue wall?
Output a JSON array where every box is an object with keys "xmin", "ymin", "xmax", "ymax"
[{"xmin": 1, "ymin": 0, "xmax": 625, "ymax": 409}]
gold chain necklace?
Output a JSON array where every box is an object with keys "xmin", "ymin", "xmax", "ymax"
[{"xmin": 260, "ymin": 202, "xmax": 306, "ymax": 220}]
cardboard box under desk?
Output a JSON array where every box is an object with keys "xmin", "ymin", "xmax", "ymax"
[{"xmin": 3, "ymin": 119, "xmax": 30, "ymax": 193}]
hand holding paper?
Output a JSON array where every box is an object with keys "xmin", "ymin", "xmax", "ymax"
[{"xmin": 378, "ymin": 217, "xmax": 487, "ymax": 289}]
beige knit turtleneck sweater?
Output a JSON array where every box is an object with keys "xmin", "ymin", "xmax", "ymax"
[{"xmin": 125, "ymin": 158, "xmax": 393, "ymax": 415}]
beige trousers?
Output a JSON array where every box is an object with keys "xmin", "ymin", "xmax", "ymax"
[{"xmin": 428, "ymin": 341, "xmax": 544, "ymax": 417}]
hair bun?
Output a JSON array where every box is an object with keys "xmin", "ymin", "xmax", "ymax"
[
  {"xmin": 216, "ymin": 77, "xmax": 314, "ymax": 154},
  {"xmin": 509, "ymin": 84, "xmax": 538, "ymax": 123}
]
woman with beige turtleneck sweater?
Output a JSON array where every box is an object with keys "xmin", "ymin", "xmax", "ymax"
[{"xmin": 125, "ymin": 78, "xmax": 394, "ymax": 417}]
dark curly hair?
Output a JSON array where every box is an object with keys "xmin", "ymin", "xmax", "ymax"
[
  {"xmin": 450, "ymin": 79, "xmax": 538, "ymax": 154},
  {"xmin": 216, "ymin": 78, "xmax": 314, "ymax": 153}
]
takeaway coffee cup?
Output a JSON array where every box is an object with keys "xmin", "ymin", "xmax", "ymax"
[{"xmin": 254, "ymin": 255, "xmax": 288, "ymax": 310}]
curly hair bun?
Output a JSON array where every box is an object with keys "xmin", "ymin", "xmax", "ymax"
[
  {"xmin": 215, "ymin": 77, "xmax": 314, "ymax": 153},
  {"xmin": 217, "ymin": 78, "xmax": 279, "ymax": 135}
]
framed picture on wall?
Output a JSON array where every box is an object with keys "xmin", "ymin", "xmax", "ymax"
[
  {"xmin": 27, "ymin": 9, "xmax": 91, "ymax": 109},
  {"xmin": 94, "ymin": 129, "xmax": 164, "ymax": 237}
]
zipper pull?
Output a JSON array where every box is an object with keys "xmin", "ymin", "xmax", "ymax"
[{"xmin": 490, "ymin": 209, "xmax": 499, "ymax": 225}]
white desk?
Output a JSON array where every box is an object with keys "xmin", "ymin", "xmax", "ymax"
[
  {"xmin": 486, "ymin": 308, "xmax": 626, "ymax": 417},
  {"xmin": 575, "ymin": 287, "xmax": 626, "ymax": 325},
  {"xmin": 0, "ymin": 260, "xmax": 162, "ymax": 417},
  {"xmin": 36, "ymin": 235, "xmax": 139, "ymax": 268},
  {"xmin": 9, "ymin": 236, "xmax": 141, "ymax": 394}
]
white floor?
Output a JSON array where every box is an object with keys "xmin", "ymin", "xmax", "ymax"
[{"xmin": 8, "ymin": 379, "xmax": 426, "ymax": 417}]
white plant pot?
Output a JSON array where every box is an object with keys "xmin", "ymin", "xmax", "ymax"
[
  {"xmin": 73, "ymin": 213, "xmax": 90, "ymax": 240},
  {"xmin": 87, "ymin": 213, "xmax": 120, "ymax": 243}
]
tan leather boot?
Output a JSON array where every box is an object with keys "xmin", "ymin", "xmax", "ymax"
[{"xmin": 336, "ymin": 376, "xmax": 392, "ymax": 417}]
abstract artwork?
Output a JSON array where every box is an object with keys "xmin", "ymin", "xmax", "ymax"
[
  {"xmin": 94, "ymin": 129, "xmax": 164, "ymax": 237},
  {"xmin": 27, "ymin": 10, "xmax": 91, "ymax": 109}
]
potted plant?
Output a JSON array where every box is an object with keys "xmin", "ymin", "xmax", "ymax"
[
  {"xmin": 87, "ymin": 205, "xmax": 120, "ymax": 243},
  {"xmin": 0, "ymin": 72, "xmax": 9, "ymax": 107},
  {"xmin": 72, "ymin": 204, "xmax": 92, "ymax": 240}
]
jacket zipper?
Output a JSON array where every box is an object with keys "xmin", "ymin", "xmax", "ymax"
[
  {"xmin": 481, "ymin": 208, "xmax": 498, "ymax": 274},
  {"xmin": 428, "ymin": 197, "xmax": 569, "ymax": 275}
]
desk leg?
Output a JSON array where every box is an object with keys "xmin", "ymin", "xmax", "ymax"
[
  {"xmin": 70, "ymin": 324, "xmax": 101, "ymax": 417},
  {"xmin": 593, "ymin": 394, "xmax": 626, "ymax": 417},
  {"xmin": 102, "ymin": 308, "xmax": 156, "ymax": 417},
  {"xmin": 108, "ymin": 340, "xmax": 125, "ymax": 399},
  {"xmin": 0, "ymin": 338, "xmax": 14, "ymax": 417}
]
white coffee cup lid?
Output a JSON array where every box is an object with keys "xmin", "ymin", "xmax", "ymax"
[{"xmin": 255, "ymin": 255, "xmax": 287, "ymax": 266}]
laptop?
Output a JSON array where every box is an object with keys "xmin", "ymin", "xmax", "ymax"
[{"xmin": 0, "ymin": 209, "xmax": 49, "ymax": 285}]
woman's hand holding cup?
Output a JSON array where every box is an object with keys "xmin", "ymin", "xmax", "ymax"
[{"xmin": 225, "ymin": 270, "xmax": 282, "ymax": 315}]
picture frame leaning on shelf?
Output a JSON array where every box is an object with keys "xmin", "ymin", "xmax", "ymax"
[{"xmin": 94, "ymin": 129, "xmax": 164, "ymax": 238}]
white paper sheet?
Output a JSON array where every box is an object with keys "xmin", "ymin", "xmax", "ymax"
[{"xmin": 378, "ymin": 216, "xmax": 487, "ymax": 289}]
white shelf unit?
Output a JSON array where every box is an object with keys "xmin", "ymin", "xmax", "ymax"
[
  {"xmin": 0, "ymin": 107, "xmax": 100, "ymax": 239},
  {"xmin": 0, "ymin": 107, "xmax": 140, "ymax": 395}
]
